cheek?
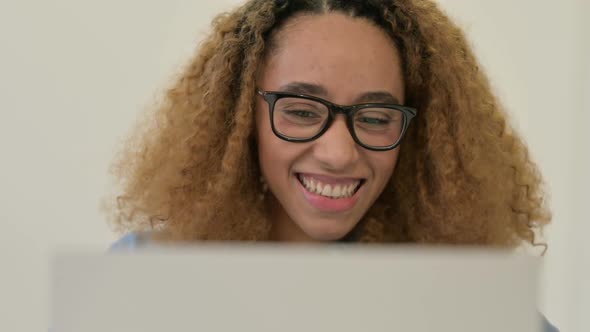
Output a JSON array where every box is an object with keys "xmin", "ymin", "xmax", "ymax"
[{"xmin": 369, "ymin": 149, "xmax": 400, "ymax": 180}]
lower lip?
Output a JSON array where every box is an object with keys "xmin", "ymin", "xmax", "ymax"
[{"xmin": 296, "ymin": 175, "xmax": 362, "ymax": 213}]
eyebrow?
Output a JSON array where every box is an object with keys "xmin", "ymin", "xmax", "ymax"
[
  {"xmin": 355, "ymin": 91, "xmax": 400, "ymax": 105},
  {"xmin": 278, "ymin": 81, "xmax": 401, "ymax": 105},
  {"xmin": 279, "ymin": 82, "xmax": 328, "ymax": 96}
]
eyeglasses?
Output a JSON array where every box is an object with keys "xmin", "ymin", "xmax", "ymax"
[{"xmin": 257, "ymin": 90, "xmax": 417, "ymax": 151}]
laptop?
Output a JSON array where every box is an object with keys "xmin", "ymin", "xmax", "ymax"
[{"xmin": 51, "ymin": 245, "xmax": 540, "ymax": 332}]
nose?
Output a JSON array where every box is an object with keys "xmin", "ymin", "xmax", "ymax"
[{"xmin": 312, "ymin": 116, "xmax": 359, "ymax": 171}]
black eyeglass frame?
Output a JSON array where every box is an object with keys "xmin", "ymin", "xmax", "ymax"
[{"xmin": 257, "ymin": 89, "xmax": 417, "ymax": 151}]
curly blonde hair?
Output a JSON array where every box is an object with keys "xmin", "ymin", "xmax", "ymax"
[{"xmin": 107, "ymin": 0, "xmax": 551, "ymax": 247}]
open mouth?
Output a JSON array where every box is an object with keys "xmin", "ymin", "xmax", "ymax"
[{"xmin": 296, "ymin": 173, "xmax": 365, "ymax": 199}]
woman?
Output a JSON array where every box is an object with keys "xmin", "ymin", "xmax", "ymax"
[{"xmin": 107, "ymin": 0, "xmax": 556, "ymax": 329}]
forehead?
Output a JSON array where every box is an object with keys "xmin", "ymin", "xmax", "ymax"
[{"xmin": 259, "ymin": 13, "xmax": 405, "ymax": 102}]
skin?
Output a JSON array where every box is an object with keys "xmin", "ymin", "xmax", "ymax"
[{"xmin": 255, "ymin": 13, "xmax": 406, "ymax": 242}]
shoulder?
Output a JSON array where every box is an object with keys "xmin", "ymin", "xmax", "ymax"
[{"xmin": 109, "ymin": 232, "xmax": 153, "ymax": 251}]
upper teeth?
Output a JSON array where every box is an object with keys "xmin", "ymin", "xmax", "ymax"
[{"xmin": 299, "ymin": 175, "xmax": 360, "ymax": 199}]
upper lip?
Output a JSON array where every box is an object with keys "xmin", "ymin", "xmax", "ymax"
[{"xmin": 297, "ymin": 172, "xmax": 365, "ymax": 185}]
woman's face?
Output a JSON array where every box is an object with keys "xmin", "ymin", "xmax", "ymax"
[{"xmin": 256, "ymin": 13, "xmax": 405, "ymax": 241}]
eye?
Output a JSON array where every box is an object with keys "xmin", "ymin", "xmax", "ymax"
[
  {"xmin": 275, "ymin": 99, "xmax": 328, "ymax": 126},
  {"xmin": 355, "ymin": 109, "xmax": 393, "ymax": 127},
  {"xmin": 285, "ymin": 110, "xmax": 322, "ymax": 118},
  {"xmin": 357, "ymin": 116, "xmax": 390, "ymax": 125}
]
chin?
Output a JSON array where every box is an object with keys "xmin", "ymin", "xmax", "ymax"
[{"xmin": 300, "ymin": 221, "xmax": 356, "ymax": 242}]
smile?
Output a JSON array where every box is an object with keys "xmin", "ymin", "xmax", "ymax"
[{"xmin": 297, "ymin": 174, "xmax": 363, "ymax": 199}]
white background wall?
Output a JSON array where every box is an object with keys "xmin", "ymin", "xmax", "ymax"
[{"xmin": 0, "ymin": 0, "xmax": 587, "ymax": 331}]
